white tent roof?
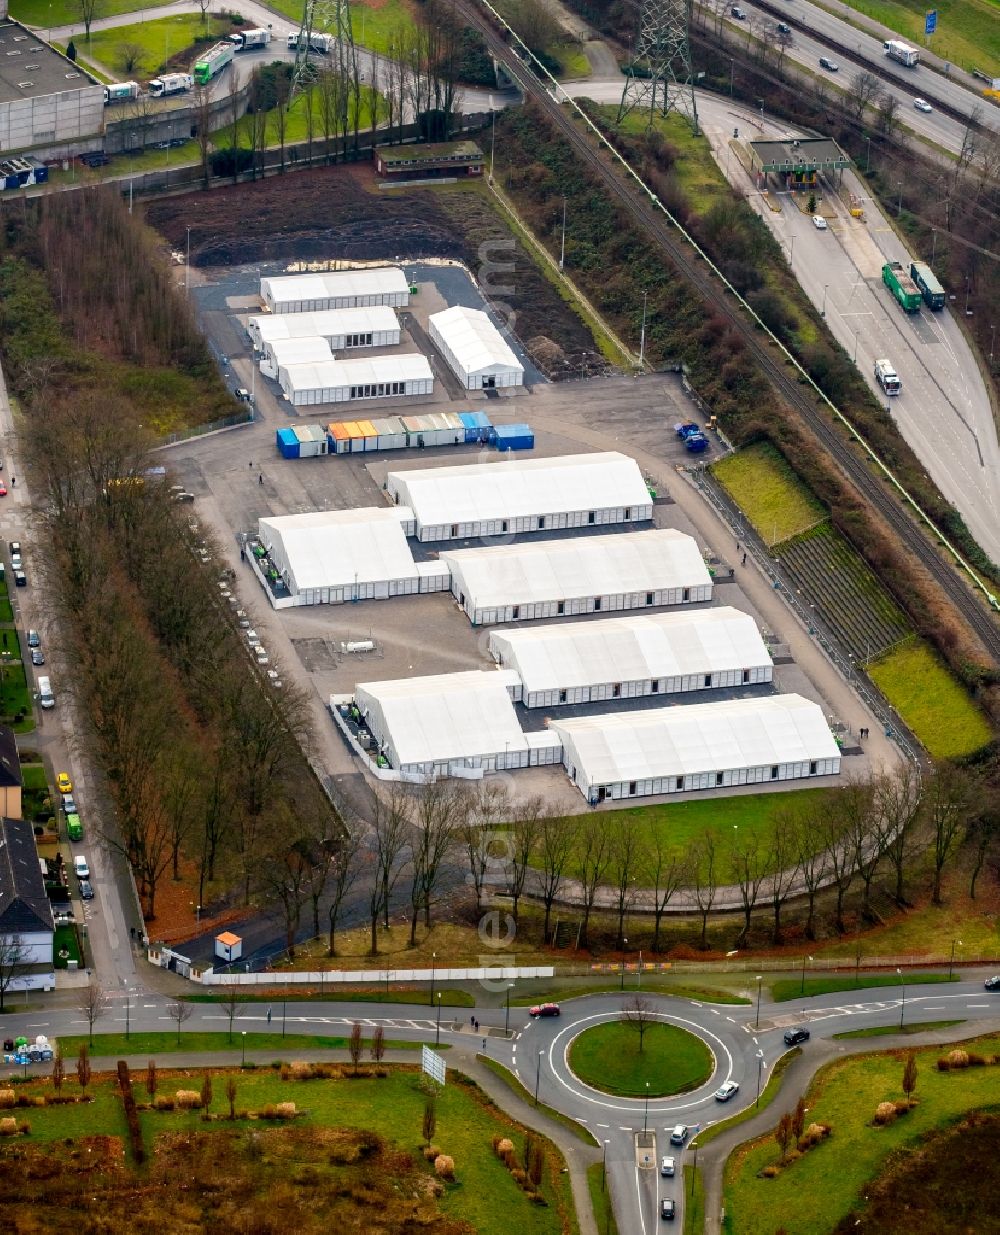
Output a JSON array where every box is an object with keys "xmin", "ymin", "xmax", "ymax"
[
  {"xmin": 550, "ymin": 695, "xmax": 840, "ymax": 783},
  {"xmin": 442, "ymin": 529, "xmax": 711, "ymax": 608},
  {"xmin": 429, "ymin": 305, "xmax": 523, "ymax": 376},
  {"xmin": 281, "ymin": 353, "xmax": 433, "ymax": 395},
  {"xmin": 266, "ymin": 336, "xmax": 333, "ymax": 366},
  {"xmin": 490, "ymin": 607, "xmax": 770, "ymax": 690},
  {"xmin": 259, "ymin": 507, "xmax": 417, "ymax": 594},
  {"xmin": 356, "ymin": 670, "xmax": 528, "ymax": 766},
  {"xmin": 388, "ymin": 452, "xmax": 651, "ymax": 526},
  {"xmin": 251, "ymin": 306, "xmax": 398, "ymax": 343},
  {"xmin": 261, "ymin": 266, "xmax": 408, "ymax": 306}
]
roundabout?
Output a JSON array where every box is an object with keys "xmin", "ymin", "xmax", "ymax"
[{"xmin": 567, "ymin": 1019, "xmax": 714, "ymax": 1097}]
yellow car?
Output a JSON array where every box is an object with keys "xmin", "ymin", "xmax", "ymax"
[{"xmin": 56, "ymin": 772, "xmax": 73, "ymax": 794}]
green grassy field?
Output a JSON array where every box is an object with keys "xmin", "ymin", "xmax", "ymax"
[
  {"xmin": 771, "ymin": 973, "xmax": 957, "ymax": 1002},
  {"xmin": 555, "ymin": 43, "xmax": 591, "ymax": 79},
  {"xmin": 77, "ymin": 15, "xmax": 231, "ymax": 78},
  {"xmin": 264, "ymin": 0, "xmax": 418, "ymax": 55},
  {"xmin": 11, "ymin": 0, "xmax": 150, "ymax": 29},
  {"xmin": 615, "ymin": 108, "xmax": 729, "ymax": 214},
  {"xmin": 682, "ymin": 1164, "xmax": 704, "ymax": 1235},
  {"xmin": 588, "ymin": 1162, "xmax": 620, "ymax": 1235},
  {"xmin": 833, "ymin": 1019, "xmax": 964, "ymax": 1039},
  {"xmin": 0, "ymin": 661, "xmax": 33, "ymax": 732},
  {"xmin": 513, "ymin": 982, "xmax": 751, "ymax": 1007},
  {"xmin": 713, "ymin": 442, "xmax": 828, "ymax": 546},
  {"xmin": 692, "ymin": 1049, "xmax": 800, "ymax": 1149},
  {"xmin": 58, "ymin": 1031, "xmax": 426, "ymax": 1056},
  {"xmin": 10, "ymin": 1067, "xmax": 572, "ymax": 1235},
  {"xmin": 869, "ymin": 639, "xmax": 993, "ymax": 758},
  {"xmin": 20, "ymin": 763, "xmax": 48, "ymax": 791},
  {"xmin": 821, "ymin": 0, "xmax": 999, "ymax": 76},
  {"xmin": 568, "ymin": 1022, "xmax": 713, "ymax": 1098},
  {"xmin": 186, "ymin": 988, "xmax": 475, "ymax": 1008},
  {"xmin": 478, "ymin": 1055, "xmax": 600, "ymax": 1146},
  {"xmin": 53, "ymin": 923, "xmax": 82, "ymax": 968},
  {"xmin": 723, "ymin": 1032, "xmax": 1000, "ymax": 1234}
]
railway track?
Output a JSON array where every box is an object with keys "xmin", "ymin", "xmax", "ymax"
[{"xmin": 457, "ymin": 0, "xmax": 1000, "ymax": 665}]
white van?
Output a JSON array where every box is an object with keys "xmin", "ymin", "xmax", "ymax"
[
  {"xmin": 73, "ymin": 855, "xmax": 90, "ymax": 879},
  {"xmin": 874, "ymin": 358, "xmax": 901, "ymax": 396},
  {"xmin": 37, "ymin": 675, "xmax": 55, "ymax": 709}
]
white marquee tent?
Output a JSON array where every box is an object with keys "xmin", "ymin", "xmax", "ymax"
[
  {"xmin": 258, "ymin": 506, "xmax": 451, "ymax": 607},
  {"xmin": 279, "ymin": 354, "xmax": 434, "ymax": 406},
  {"xmin": 428, "ymin": 305, "xmax": 524, "ymax": 390},
  {"xmin": 386, "ymin": 451, "xmax": 654, "ymax": 541},
  {"xmin": 353, "ymin": 670, "xmax": 561, "ymax": 775},
  {"xmin": 550, "ymin": 694, "xmax": 841, "ymax": 802},
  {"xmin": 248, "ymin": 306, "xmax": 401, "ymax": 352},
  {"xmin": 441, "ymin": 529, "xmax": 713, "ymax": 625},
  {"xmin": 489, "ymin": 607, "xmax": 773, "ymax": 707},
  {"xmin": 261, "ymin": 336, "xmax": 333, "ymax": 379},
  {"xmin": 260, "ymin": 266, "xmax": 409, "ymax": 313}
]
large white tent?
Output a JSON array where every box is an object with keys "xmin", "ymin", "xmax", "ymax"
[
  {"xmin": 489, "ymin": 607, "xmax": 773, "ymax": 707},
  {"xmin": 353, "ymin": 670, "xmax": 561, "ymax": 775},
  {"xmin": 428, "ymin": 305, "xmax": 524, "ymax": 390},
  {"xmin": 441, "ymin": 529, "xmax": 713, "ymax": 625},
  {"xmin": 260, "ymin": 267, "xmax": 409, "ymax": 313},
  {"xmin": 248, "ymin": 306, "xmax": 401, "ymax": 352},
  {"xmin": 386, "ymin": 451, "xmax": 653, "ymax": 542},
  {"xmin": 551, "ymin": 694, "xmax": 841, "ymax": 802},
  {"xmin": 279, "ymin": 354, "xmax": 434, "ymax": 406},
  {"xmin": 258, "ymin": 507, "xmax": 450, "ymax": 607},
  {"xmin": 261, "ymin": 335, "xmax": 332, "ymax": 379}
]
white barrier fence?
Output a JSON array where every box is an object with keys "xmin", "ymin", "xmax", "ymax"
[{"xmin": 199, "ymin": 965, "xmax": 555, "ymax": 986}]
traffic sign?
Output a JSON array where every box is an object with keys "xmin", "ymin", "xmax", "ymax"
[
  {"xmin": 421, "ymin": 1045, "xmax": 446, "ymax": 1086},
  {"xmin": 925, "ymin": 9, "xmax": 937, "ymax": 35}
]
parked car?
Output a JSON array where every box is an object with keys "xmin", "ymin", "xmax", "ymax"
[
  {"xmin": 57, "ymin": 772, "xmax": 73, "ymax": 794},
  {"xmin": 61, "ymin": 793, "xmax": 77, "ymax": 814},
  {"xmin": 669, "ymin": 1125, "xmax": 688, "ymax": 1146},
  {"xmin": 27, "ymin": 629, "xmax": 40, "ymax": 647},
  {"xmin": 731, "ymin": 5, "xmax": 746, "ymax": 16},
  {"xmin": 9, "ymin": 541, "xmax": 20, "ymax": 556},
  {"xmin": 784, "ymin": 1027, "xmax": 811, "ymax": 1046},
  {"xmin": 72, "ymin": 855, "xmax": 90, "ymax": 879},
  {"xmin": 661, "ymin": 1198, "xmax": 676, "ymax": 1221},
  {"xmin": 913, "ymin": 97, "xmax": 932, "ymax": 112},
  {"xmin": 31, "ymin": 649, "xmax": 44, "ymax": 666},
  {"xmin": 10, "ymin": 551, "xmax": 22, "ymax": 570},
  {"xmin": 79, "ymin": 879, "xmax": 94, "ymax": 900},
  {"xmin": 812, "ymin": 215, "xmax": 828, "ymax": 230},
  {"xmin": 529, "ymin": 1003, "xmax": 561, "ymax": 1018},
  {"xmin": 985, "ymin": 976, "xmax": 1000, "ymax": 990},
  {"xmin": 660, "ymin": 1156, "xmax": 675, "ymax": 1177},
  {"xmin": 0, "ymin": 480, "xmax": 7, "ymax": 497},
  {"xmin": 715, "ymin": 1080, "xmax": 740, "ymax": 1102},
  {"xmin": 14, "ymin": 570, "xmax": 26, "ymax": 588}
]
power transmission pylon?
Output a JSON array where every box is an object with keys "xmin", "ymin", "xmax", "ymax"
[
  {"xmin": 291, "ymin": 0, "xmax": 354, "ymax": 99},
  {"xmin": 617, "ymin": 0, "xmax": 699, "ymax": 133}
]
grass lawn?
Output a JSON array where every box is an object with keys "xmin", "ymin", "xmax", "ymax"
[
  {"xmin": 478, "ymin": 1055, "xmax": 600, "ymax": 1146},
  {"xmin": 771, "ymin": 973, "xmax": 957, "ymax": 1002},
  {"xmin": 264, "ymin": 0, "xmax": 419, "ymax": 55},
  {"xmin": 5, "ymin": 1067, "xmax": 575, "ymax": 1235},
  {"xmin": 568, "ymin": 1022, "xmax": 713, "ymax": 1098},
  {"xmin": 614, "ymin": 107, "xmax": 729, "ymax": 215},
  {"xmin": 20, "ymin": 763, "xmax": 48, "ymax": 791},
  {"xmin": 820, "ymin": 0, "xmax": 1000, "ymax": 76},
  {"xmin": 0, "ymin": 661, "xmax": 33, "ymax": 732},
  {"xmin": 58, "ymin": 1031, "xmax": 427, "ymax": 1057},
  {"xmin": 186, "ymin": 987, "xmax": 475, "ymax": 1008},
  {"xmin": 713, "ymin": 442, "xmax": 828, "ymax": 546},
  {"xmin": 588, "ymin": 1162, "xmax": 620, "ymax": 1235},
  {"xmin": 53, "ymin": 923, "xmax": 82, "ymax": 969},
  {"xmin": 682, "ymin": 1164, "xmax": 704, "ymax": 1235},
  {"xmin": 723, "ymin": 1032, "xmax": 1000, "ymax": 1235},
  {"xmin": 513, "ymin": 982, "xmax": 751, "ymax": 1007},
  {"xmin": 81, "ymin": 15, "xmax": 232, "ymax": 79},
  {"xmin": 869, "ymin": 638, "xmax": 992, "ymax": 759},
  {"xmin": 10, "ymin": 0, "xmax": 151, "ymax": 28},
  {"xmin": 833, "ymin": 1019, "xmax": 965, "ymax": 1039},
  {"xmin": 555, "ymin": 43, "xmax": 591, "ymax": 78},
  {"xmin": 692, "ymin": 1049, "xmax": 800, "ymax": 1149}
]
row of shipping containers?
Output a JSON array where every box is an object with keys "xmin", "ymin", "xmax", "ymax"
[
  {"xmin": 275, "ymin": 412, "xmax": 535, "ymax": 459},
  {"xmin": 1, "ymin": 157, "xmax": 48, "ymax": 192}
]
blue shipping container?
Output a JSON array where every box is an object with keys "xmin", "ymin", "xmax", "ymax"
[
  {"xmin": 494, "ymin": 423, "xmax": 534, "ymax": 452},
  {"xmin": 276, "ymin": 427, "xmax": 300, "ymax": 459},
  {"xmin": 459, "ymin": 410, "xmax": 492, "ymax": 443}
]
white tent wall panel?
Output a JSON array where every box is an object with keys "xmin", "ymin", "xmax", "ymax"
[
  {"xmin": 562, "ymin": 754, "xmax": 841, "ymax": 801},
  {"xmin": 519, "ymin": 665, "xmax": 773, "ymax": 708},
  {"xmin": 413, "ymin": 504, "xmax": 653, "ymax": 544},
  {"xmin": 295, "ymin": 577, "xmax": 422, "ymax": 607},
  {"xmin": 456, "ymin": 584, "xmax": 714, "ymax": 626}
]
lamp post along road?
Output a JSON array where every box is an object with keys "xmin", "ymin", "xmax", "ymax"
[
  {"xmin": 643, "ymin": 1081, "xmax": 650, "ymax": 1135},
  {"xmin": 435, "ymin": 993, "xmax": 442, "ymax": 1047},
  {"xmin": 898, "ymin": 968, "xmax": 906, "ymax": 1028},
  {"xmin": 755, "ymin": 975, "xmax": 763, "ymax": 1029},
  {"xmin": 534, "ymin": 1050, "xmax": 543, "ymax": 1106},
  {"xmin": 430, "ymin": 951, "xmax": 436, "ymax": 1007}
]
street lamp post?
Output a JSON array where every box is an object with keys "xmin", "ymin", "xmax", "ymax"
[
  {"xmin": 643, "ymin": 1081, "xmax": 650, "ymax": 1134},
  {"xmin": 755, "ymin": 975, "xmax": 763, "ymax": 1029},
  {"xmin": 821, "ymin": 284, "xmax": 829, "ymax": 317},
  {"xmin": 241, "ymin": 1030, "xmax": 247, "ymax": 1066},
  {"xmin": 430, "ymin": 951, "xmax": 436, "ymax": 1007},
  {"xmin": 435, "ymin": 992, "xmax": 442, "ymax": 1046},
  {"xmin": 800, "ymin": 954, "xmax": 809, "ymax": 997},
  {"xmin": 949, "ymin": 939, "xmax": 963, "ymax": 980},
  {"xmin": 638, "ymin": 294, "xmax": 648, "ymax": 368},
  {"xmin": 853, "ymin": 331, "xmax": 859, "ymax": 364},
  {"xmin": 755, "ymin": 1050, "xmax": 764, "ymax": 1108},
  {"xmin": 534, "ymin": 1049, "xmax": 543, "ymax": 1106},
  {"xmin": 896, "ymin": 181, "xmax": 903, "ymax": 217},
  {"xmin": 602, "ymin": 1139, "xmax": 609, "ymax": 1190},
  {"xmin": 637, "ymin": 949, "xmax": 643, "ymax": 991},
  {"xmin": 125, "ymin": 997, "xmax": 130, "ymax": 1041},
  {"xmin": 897, "ymin": 967, "xmax": 906, "ymax": 1028},
  {"xmin": 185, "ymin": 225, "xmax": 191, "ymax": 295},
  {"xmin": 864, "ymin": 134, "xmax": 872, "ymax": 174},
  {"xmin": 965, "ymin": 276, "xmax": 971, "ymax": 314},
  {"xmin": 559, "ymin": 197, "xmax": 567, "ymax": 271},
  {"xmin": 621, "ymin": 938, "xmax": 628, "ymax": 990},
  {"xmin": 505, "ymin": 982, "xmax": 514, "ymax": 1036}
]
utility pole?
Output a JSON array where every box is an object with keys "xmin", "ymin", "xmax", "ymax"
[
  {"xmin": 618, "ymin": 0, "xmax": 699, "ymax": 133},
  {"xmin": 638, "ymin": 292, "xmax": 648, "ymax": 367},
  {"xmin": 559, "ymin": 197, "xmax": 567, "ymax": 271}
]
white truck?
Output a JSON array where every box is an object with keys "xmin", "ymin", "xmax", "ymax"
[
  {"xmin": 148, "ymin": 72, "xmax": 193, "ymax": 97},
  {"xmin": 103, "ymin": 81, "xmax": 140, "ymax": 103},
  {"xmin": 230, "ymin": 27, "xmax": 272, "ymax": 50},
  {"xmin": 874, "ymin": 358, "xmax": 901, "ymax": 396},
  {"xmin": 287, "ymin": 30, "xmax": 334, "ymax": 53},
  {"xmin": 884, "ymin": 39, "xmax": 919, "ymax": 67}
]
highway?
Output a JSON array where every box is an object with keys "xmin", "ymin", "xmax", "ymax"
[{"xmin": 4, "ymin": 977, "xmax": 1000, "ymax": 1233}]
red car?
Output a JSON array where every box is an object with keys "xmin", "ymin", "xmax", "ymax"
[
  {"xmin": 0, "ymin": 481, "xmax": 8, "ymax": 497},
  {"xmin": 529, "ymin": 1003, "xmax": 561, "ymax": 1018}
]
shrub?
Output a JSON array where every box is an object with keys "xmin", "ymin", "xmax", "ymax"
[
  {"xmin": 0, "ymin": 1117, "xmax": 17, "ymax": 1135},
  {"xmin": 289, "ymin": 1061, "xmax": 315, "ymax": 1080},
  {"xmin": 947, "ymin": 1049, "xmax": 969, "ymax": 1069},
  {"xmin": 530, "ymin": 1193, "xmax": 548, "ymax": 1206},
  {"xmin": 175, "ymin": 1090, "xmax": 201, "ymax": 1109},
  {"xmin": 874, "ymin": 1102, "xmax": 897, "ymax": 1126},
  {"xmin": 276, "ymin": 1102, "xmax": 296, "ymax": 1119},
  {"xmin": 31, "ymin": 1096, "xmax": 47, "ymax": 1107},
  {"xmin": 805, "ymin": 1122, "xmax": 830, "ymax": 1140},
  {"xmin": 496, "ymin": 1136, "xmax": 514, "ymax": 1156},
  {"xmin": 18, "ymin": 1121, "xmax": 30, "ymax": 1135},
  {"xmin": 894, "ymin": 1100, "xmax": 913, "ymax": 1115},
  {"xmin": 0, "ymin": 1090, "xmax": 15, "ymax": 1109},
  {"xmin": 937, "ymin": 1058, "xmax": 950, "ymax": 1071},
  {"xmin": 968, "ymin": 1053, "xmax": 986, "ymax": 1067},
  {"xmin": 434, "ymin": 1154, "xmax": 455, "ymax": 1180},
  {"xmin": 761, "ymin": 1165, "xmax": 779, "ymax": 1178},
  {"xmin": 511, "ymin": 1168, "xmax": 528, "ymax": 1185},
  {"xmin": 422, "ymin": 1146, "xmax": 438, "ymax": 1161},
  {"xmin": 153, "ymin": 1095, "xmax": 175, "ymax": 1110},
  {"xmin": 261, "ymin": 1104, "xmax": 276, "ymax": 1120}
]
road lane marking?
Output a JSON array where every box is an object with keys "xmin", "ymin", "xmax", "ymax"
[{"xmin": 967, "ymin": 1003, "xmax": 989, "ymax": 1008}]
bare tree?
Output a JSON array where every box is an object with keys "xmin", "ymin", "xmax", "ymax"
[
  {"xmin": 608, "ymin": 818, "xmax": 645, "ymax": 950},
  {"xmin": 775, "ymin": 1111, "xmax": 792, "ymax": 1162},
  {"xmin": 574, "ymin": 814, "xmax": 612, "ymax": 949},
  {"xmin": 370, "ymin": 1024, "xmax": 385, "ymax": 1066},
  {"xmin": 192, "ymin": 85, "xmax": 213, "ymax": 190},
  {"xmin": 422, "ymin": 1093, "xmax": 436, "ymax": 1145},
  {"xmin": 221, "ymin": 990, "xmax": 244, "ymax": 1043},
  {"xmin": 258, "ymin": 828, "xmax": 314, "ymax": 959},
  {"xmin": 273, "ymin": 72, "xmax": 290, "ymax": 174},
  {"xmin": 327, "ymin": 817, "xmax": 364, "ymax": 956},
  {"xmin": 74, "ymin": 0, "xmax": 103, "ymax": 42},
  {"xmin": 52, "ymin": 1046, "xmax": 65, "ymax": 1094},
  {"xmin": 817, "ymin": 793, "xmax": 855, "ymax": 933},
  {"xmin": 368, "ymin": 785, "xmax": 410, "ymax": 954},
  {"xmin": 767, "ymin": 809, "xmax": 802, "ymax": 945},
  {"xmin": 876, "ymin": 89, "xmax": 899, "ymax": 136},
  {"xmin": 78, "ymin": 978, "xmax": 110, "ymax": 1047},
  {"xmin": 117, "ymin": 42, "xmax": 145, "ymax": 74},
  {"xmin": 850, "ymin": 70, "xmax": 882, "ymax": 119},
  {"xmin": 409, "ymin": 780, "xmax": 461, "ymax": 944},
  {"xmin": 0, "ymin": 932, "xmax": 27, "ymax": 1011},
  {"xmin": 620, "ymin": 994, "xmax": 656, "ymax": 1053},
  {"xmin": 200, "ymin": 1072, "xmax": 213, "ymax": 1112},
  {"xmin": 647, "ymin": 833, "xmax": 686, "ymax": 953},
  {"xmin": 729, "ymin": 829, "xmax": 766, "ymax": 949},
  {"xmin": 348, "ymin": 1021, "xmax": 363, "ymax": 1074},
  {"xmin": 225, "ymin": 1074, "xmax": 237, "ymax": 1119},
  {"xmin": 76, "ymin": 1045, "xmax": 91, "ymax": 1095},
  {"xmin": 901, "ymin": 1053, "xmax": 917, "ymax": 1105},
  {"xmin": 876, "ymin": 764, "xmax": 921, "ymax": 907},
  {"xmin": 460, "ymin": 781, "xmax": 508, "ymax": 915},
  {"xmin": 145, "ymin": 1059, "xmax": 157, "ymax": 1100},
  {"xmin": 968, "ymin": 804, "xmax": 999, "ymax": 900},
  {"xmin": 794, "ymin": 814, "xmax": 830, "ymax": 941},
  {"xmin": 690, "ymin": 832, "xmax": 718, "ymax": 951},
  {"xmin": 507, "ymin": 798, "xmax": 544, "ymax": 926},
  {"xmin": 924, "ymin": 763, "xmax": 974, "ymax": 905},
  {"xmin": 166, "ymin": 997, "xmax": 194, "ymax": 1045},
  {"xmin": 196, "ymin": 0, "xmax": 209, "ymax": 23},
  {"xmin": 536, "ymin": 808, "xmax": 573, "ymax": 944}
]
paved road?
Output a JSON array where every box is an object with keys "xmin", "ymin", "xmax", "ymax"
[{"xmin": 5, "ymin": 975, "xmax": 1000, "ymax": 1234}]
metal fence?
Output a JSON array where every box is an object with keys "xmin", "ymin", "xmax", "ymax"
[{"xmin": 156, "ymin": 407, "xmax": 254, "ymax": 448}]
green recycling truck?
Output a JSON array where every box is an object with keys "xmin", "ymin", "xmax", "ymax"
[{"xmin": 882, "ymin": 261, "xmax": 922, "ymax": 313}]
